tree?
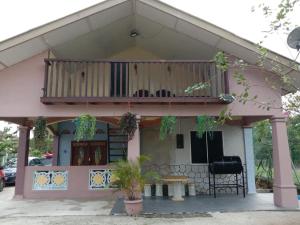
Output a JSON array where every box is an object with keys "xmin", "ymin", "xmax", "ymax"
[
  {"xmin": 29, "ymin": 133, "xmax": 53, "ymax": 158},
  {"xmin": 253, "ymin": 120, "xmax": 273, "ymax": 183},
  {"xmin": 0, "ymin": 127, "xmax": 18, "ymax": 156},
  {"xmin": 253, "ymin": 116, "xmax": 300, "ymax": 187},
  {"xmin": 287, "ymin": 115, "xmax": 300, "ymax": 165}
]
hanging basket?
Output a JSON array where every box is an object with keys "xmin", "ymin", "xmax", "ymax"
[
  {"xmin": 73, "ymin": 114, "xmax": 96, "ymax": 141},
  {"xmin": 33, "ymin": 116, "xmax": 47, "ymax": 151},
  {"xmin": 196, "ymin": 115, "xmax": 218, "ymax": 138},
  {"xmin": 159, "ymin": 116, "xmax": 176, "ymax": 140},
  {"xmin": 120, "ymin": 112, "xmax": 137, "ymax": 141}
]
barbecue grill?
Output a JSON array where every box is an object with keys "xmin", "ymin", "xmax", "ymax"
[{"xmin": 208, "ymin": 156, "xmax": 245, "ymax": 198}]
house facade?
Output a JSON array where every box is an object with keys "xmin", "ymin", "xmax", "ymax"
[{"xmin": 0, "ymin": 0, "xmax": 298, "ymax": 208}]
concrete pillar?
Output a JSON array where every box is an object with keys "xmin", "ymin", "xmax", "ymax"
[
  {"xmin": 271, "ymin": 117, "xmax": 298, "ymax": 208},
  {"xmin": 127, "ymin": 115, "xmax": 141, "ymax": 161},
  {"xmin": 243, "ymin": 126, "xmax": 256, "ymax": 193},
  {"xmin": 52, "ymin": 135, "xmax": 60, "ymax": 166},
  {"xmin": 15, "ymin": 126, "xmax": 30, "ymax": 197}
]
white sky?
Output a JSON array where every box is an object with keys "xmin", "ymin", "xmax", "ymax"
[{"xmin": 0, "ymin": 0, "xmax": 299, "ymax": 130}]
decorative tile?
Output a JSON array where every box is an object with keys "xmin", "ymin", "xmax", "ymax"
[
  {"xmin": 89, "ymin": 169, "xmax": 116, "ymax": 190},
  {"xmin": 33, "ymin": 170, "xmax": 68, "ymax": 190}
]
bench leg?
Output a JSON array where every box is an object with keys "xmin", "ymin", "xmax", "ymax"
[{"xmin": 155, "ymin": 183, "xmax": 163, "ymax": 197}]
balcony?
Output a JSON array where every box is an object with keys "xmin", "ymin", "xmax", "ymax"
[{"xmin": 41, "ymin": 59, "xmax": 229, "ymax": 105}]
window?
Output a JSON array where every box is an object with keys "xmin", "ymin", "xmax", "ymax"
[
  {"xmin": 71, "ymin": 141, "xmax": 107, "ymax": 166},
  {"xmin": 190, "ymin": 131, "xmax": 223, "ymax": 163}
]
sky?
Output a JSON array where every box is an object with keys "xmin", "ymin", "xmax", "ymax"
[{"xmin": 0, "ymin": 0, "xmax": 299, "ymax": 130}]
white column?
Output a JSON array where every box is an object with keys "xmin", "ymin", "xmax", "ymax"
[{"xmin": 243, "ymin": 126, "xmax": 256, "ymax": 194}]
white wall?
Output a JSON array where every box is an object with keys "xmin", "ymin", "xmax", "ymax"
[{"xmin": 141, "ymin": 117, "xmax": 245, "ymax": 165}]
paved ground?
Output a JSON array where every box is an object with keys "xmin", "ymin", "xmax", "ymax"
[{"xmin": 1, "ymin": 187, "xmax": 300, "ymax": 225}]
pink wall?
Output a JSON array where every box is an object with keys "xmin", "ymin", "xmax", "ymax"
[
  {"xmin": 0, "ymin": 52, "xmax": 283, "ymax": 118},
  {"xmin": 24, "ymin": 166, "xmax": 121, "ymax": 199}
]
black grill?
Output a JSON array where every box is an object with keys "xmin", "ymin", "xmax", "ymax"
[{"xmin": 208, "ymin": 156, "xmax": 245, "ymax": 198}]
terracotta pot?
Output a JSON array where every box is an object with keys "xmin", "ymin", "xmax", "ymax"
[{"xmin": 124, "ymin": 199, "xmax": 143, "ymax": 216}]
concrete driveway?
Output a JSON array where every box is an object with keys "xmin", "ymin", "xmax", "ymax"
[{"xmin": 1, "ymin": 187, "xmax": 300, "ymax": 225}]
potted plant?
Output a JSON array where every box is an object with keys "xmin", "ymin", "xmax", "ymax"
[{"xmin": 112, "ymin": 155, "xmax": 158, "ymax": 216}]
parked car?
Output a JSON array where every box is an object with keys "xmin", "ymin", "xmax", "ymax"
[
  {"xmin": 4, "ymin": 163, "xmax": 17, "ymax": 185},
  {"xmin": 4, "ymin": 156, "xmax": 52, "ymax": 185},
  {"xmin": 0, "ymin": 166, "xmax": 5, "ymax": 192}
]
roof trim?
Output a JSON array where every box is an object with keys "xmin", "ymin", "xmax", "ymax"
[{"xmin": 0, "ymin": 0, "xmax": 298, "ymax": 71}]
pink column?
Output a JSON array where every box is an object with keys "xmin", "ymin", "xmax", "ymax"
[
  {"xmin": 127, "ymin": 115, "xmax": 141, "ymax": 161},
  {"xmin": 271, "ymin": 117, "xmax": 298, "ymax": 208},
  {"xmin": 52, "ymin": 135, "xmax": 60, "ymax": 166},
  {"xmin": 15, "ymin": 126, "xmax": 30, "ymax": 197}
]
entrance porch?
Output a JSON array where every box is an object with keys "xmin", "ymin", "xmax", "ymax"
[{"xmin": 10, "ymin": 115, "xmax": 299, "ymax": 208}]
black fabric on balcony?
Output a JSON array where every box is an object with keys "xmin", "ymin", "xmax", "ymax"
[
  {"xmin": 133, "ymin": 89, "xmax": 151, "ymax": 97},
  {"xmin": 155, "ymin": 89, "xmax": 173, "ymax": 97},
  {"xmin": 208, "ymin": 156, "xmax": 245, "ymax": 198}
]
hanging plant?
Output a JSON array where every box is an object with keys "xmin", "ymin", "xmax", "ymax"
[
  {"xmin": 160, "ymin": 116, "xmax": 176, "ymax": 140},
  {"xmin": 73, "ymin": 114, "xmax": 96, "ymax": 141},
  {"xmin": 196, "ymin": 115, "xmax": 218, "ymax": 138},
  {"xmin": 34, "ymin": 116, "xmax": 47, "ymax": 151},
  {"xmin": 120, "ymin": 112, "xmax": 137, "ymax": 141}
]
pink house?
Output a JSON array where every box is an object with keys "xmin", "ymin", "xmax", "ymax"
[{"xmin": 0, "ymin": 0, "xmax": 298, "ymax": 208}]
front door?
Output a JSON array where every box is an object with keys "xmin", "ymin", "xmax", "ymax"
[{"xmin": 71, "ymin": 141, "xmax": 107, "ymax": 166}]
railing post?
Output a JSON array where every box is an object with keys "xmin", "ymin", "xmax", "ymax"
[
  {"xmin": 43, "ymin": 59, "xmax": 49, "ymax": 97},
  {"xmin": 224, "ymin": 70, "xmax": 229, "ymax": 94}
]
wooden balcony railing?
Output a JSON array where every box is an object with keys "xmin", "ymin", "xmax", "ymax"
[{"xmin": 41, "ymin": 59, "xmax": 229, "ymax": 104}]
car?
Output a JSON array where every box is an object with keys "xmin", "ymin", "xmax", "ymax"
[
  {"xmin": 3, "ymin": 163, "xmax": 16, "ymax": 185},
  {"xmin": 4, "ymin": 156, "xmax": 52, "ymax": 185},
  {"xmin": 0, "ymin": 166, "xmax": 5, "ymax": 192},
  {"xmin": 4, "ymin": 157, "xmax": 37, "ymax": 185}
]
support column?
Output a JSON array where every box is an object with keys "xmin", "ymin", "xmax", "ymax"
[
  {"xmin": 52, "ymin": 135, "xmax": 60, "ymax": 166},
  {"xmin": 243, "ymin": 126, "xmax": 256, "ymax": 194},
  {"xmin": 15, "ymin": 126, "xmax": 30, "ymax": 197},
  {"xmin": 271, "ymin": 117, "xmax": 298, "ymax": 208},
  {"xmin": 127, "ymin": 115, "xmax": 141, "ymax": 161}
]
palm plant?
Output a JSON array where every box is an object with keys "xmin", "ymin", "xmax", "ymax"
[{"xmin": 112, "ymin": 155, "xmax": 159, "ymax": 200}]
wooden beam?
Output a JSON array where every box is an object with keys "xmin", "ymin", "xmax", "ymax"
[{"xmin": 41, "ymin": 97, "xmax": 228, "ymax": 105}]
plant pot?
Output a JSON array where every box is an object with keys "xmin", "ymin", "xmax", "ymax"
[{"xmin": 124, "ymin": 199, "xmax": 143, "ymax": 216}]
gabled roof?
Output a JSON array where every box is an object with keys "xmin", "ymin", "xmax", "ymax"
[{"xmin": 0, "ymin": 0, "xmax": 299, "ymax": 83}]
